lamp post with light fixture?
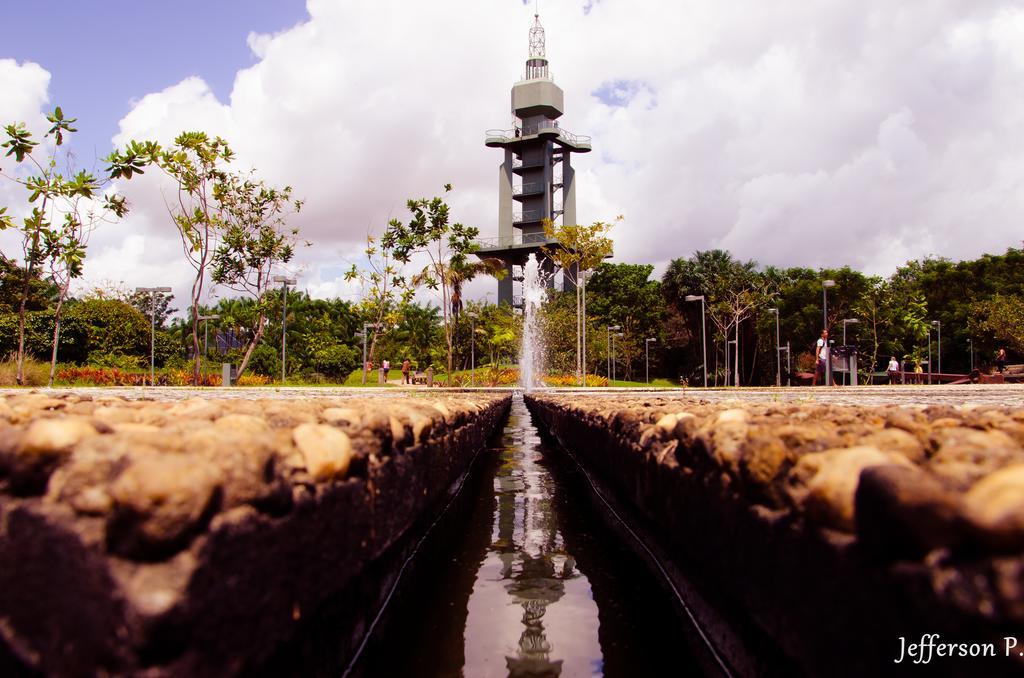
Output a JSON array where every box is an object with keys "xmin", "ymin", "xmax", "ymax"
[
  {"xmin": 767, "ymin": 308, "xmax": 780, "ymax": 387},
  {"xmin": 198, "ymin": 314, "xmax": 220, "ymax": 357},
  {"xmin": 645, "ymin": 337, "xmax": 656, "ymax": 384},
  {"xmin": 842, "ymin": 318, "xmax": 860, "ymax": 385},
  {"xmin": 822, "ymin": 279, "xmax": 836, "ymax": 329},
  {"xmin": 467, "ymin": 311, "xmax": 479, "ymax": 386},
  {"xmin": 272, "ymin": 275, "xmax": 297, "ymax": 383},
  {"xmin": 135, "ymin": 286, "xmax": 172, "ymax": 386},
  {"xmin": 685, "ymin": 295, "xmax": 707, "ymax": 388},
  {"xmin": 611, "ymin": 332, "xmax": 624, "ymax": 382},
  {"xmin": 606, "ymin": 325, "xmax": 621, "ymax": 382}
]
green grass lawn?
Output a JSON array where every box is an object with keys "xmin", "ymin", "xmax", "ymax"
[{"xmin": 607, "ymin": 377, "xmax": 678, "ymax": 388}]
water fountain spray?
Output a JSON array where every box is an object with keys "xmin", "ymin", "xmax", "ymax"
[{"xmin": 520, "ymin": 253, "xmax": 548, "ymax": 391}]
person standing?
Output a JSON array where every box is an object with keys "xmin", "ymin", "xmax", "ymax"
[
  {"xmin": 996, "ymin": 347, "xmax": 1008, "ymax": 374},
  {"xmin": 402, "ymin": 358, "xmax": 411, "ymax": 385},
  {"xmin": 812, "ymin": 329, "xmax": 830, "ymax": 386},
  {"xmin": 382, "ymin": 358, "xmax": 390, "ymax": 382},
  {"xmin": 887, "ymin": 356, "xmax": 900, "ymax": 383}
]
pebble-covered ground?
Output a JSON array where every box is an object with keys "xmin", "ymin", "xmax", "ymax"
[
  {"xmin": 0, "ymin": 389, "xmax": 510, "ymax": 676},
  {"xmin": 531, "ymin": 391, "xmax": 1024, "ymax": 539},
  {"xmin": 527, "ymin": 390, "xmax": 1024, "ymax": 676}
]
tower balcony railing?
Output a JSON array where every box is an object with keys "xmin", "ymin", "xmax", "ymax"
[
  {"xmin": 512, "ymin": 157, "xmax": 544, "ymax": 171},
  {"xmin": 520, "ymin": 121, "xmax": 560, "ymax": 137},
  {"xmin": 512, "ymin": 208, "xmax": 543, "ymax": 224},
  {"xmin": 513, "ymin": 181, "xmax": 545, "ymax": 197},
  {"xmin": 555, "ymin": 127, "xmax": 591, "ymax": 149},
  {"xmin": 486, "ymin": 126, "xmax": 592, "ymax": 150},
  {"xmin": 474, "ymin": 232, "xmax": 556, "ymax": 250}
]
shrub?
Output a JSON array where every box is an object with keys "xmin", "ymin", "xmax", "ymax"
[
  {"xmin": 236, "ymin": 373, "xmax": 271, "ymax": 386},
  {"xmin": 0, "ymin": 310, "xmax": 86, "ymax": 361},
  {"xmin": 479, "ymin": 366, "xmax": 519, "ymax": 386},
  {"xmin": 245, "ymin": 343, "xmax": 281, "ymax": 377},
  {"xmin": 543, "ymin": 373, "xmax": 609, "ymax": 387},
  {"xmin": 87, "ymin": 352, "xmax": 145, "ymax": 370},
  {"xmin": 0, "ymin": 358, "xmax": 52, "ymax": 386},
  {"xmin": 55, "ymin": 366, "xmax": 148, "ymax": 386},
  {"xmin": 310, "ymin": 343, "xmax": 358, "ymax": 380},
  {"xmin": 0, "ymin": 299, "xmax": 153, "ymax": 365},
  {"xmin": 66, "ymin": 299, "xmax": 150, "ymax": 358}
]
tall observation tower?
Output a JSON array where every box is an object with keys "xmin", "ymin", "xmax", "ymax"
[{"xmin": 478, "ymin": 13, "xmax": 592, "ymax": 307}]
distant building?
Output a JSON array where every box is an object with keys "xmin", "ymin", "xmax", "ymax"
[{"xmin": 479, "ymin": 13, "xmax": 592, "ymax": 307}]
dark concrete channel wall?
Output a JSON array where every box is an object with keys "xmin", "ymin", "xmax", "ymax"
[
  {"xmin": 525, "ymin": 393, "xmax": 1024, "ymax": 677},
  {"xmin": 0, "ymin": 392, "xmax": 511, "ymax": 676}
]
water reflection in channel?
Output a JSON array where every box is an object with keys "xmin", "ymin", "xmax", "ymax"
[
  {"xmin": 462, "ymin": 398, "xmax": 600, "ymax": 676},
  {"xmin": 358, "ymin": 395, "xmax": 694, "ymax": 677}
]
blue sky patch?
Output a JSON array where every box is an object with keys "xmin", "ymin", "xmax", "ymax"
[{"xmin": 592, "ymin": 79, "xmax": 653, "ymax": 108}]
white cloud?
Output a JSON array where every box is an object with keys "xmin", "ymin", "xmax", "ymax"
[
  {"xmin": 9, "ymin": 1, "xmax": 1024, "ymax": 304},
  {"xmin": 0, "ymin": 60, "xmax": 55, "ymax": 265},
  {"xmin": 0, "ymin": 59, "xmax": 50, "ymax": 129}
]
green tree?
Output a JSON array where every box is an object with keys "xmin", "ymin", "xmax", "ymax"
[
  {"xmin": 387, "ymin": 303, "xmax": 441, "ymax": 369},
  {"xmin": 0, "ymin": 254, "xmax": 55, "ymax": 314},
  {"xmin": 344, "ymin": 231, "xmax": 411, "ymax": 368},
  {"xmin": 971, "ymin": 294, "xmax": 1024, "ymax": 356},
  {"xmin": 1, "ymin": 107, "xmax": 128, "ymax": 384},
  {"xmin": 211, "ymin": 173, "xmax": 304, "ymax": 377},
  {"xmin": 586, "ymin": 263, "xmax": 664, "ymax": 381},
  {"xmin": 128, "ymin": 289, "xmax": 178, "ymax": 329},
  {"xmin": 109, "ymin": 131, "xmax": 233, "ymax": 383},
  {"xmin": 383, "ymin": 185, "xmax": 496, "ymax": 375},
  {"xmin": 543, "ymin": 217, "xmax": 616, "ymax": 384},
  {"xmin": 663, "ymin": 250, "xmax": 766, "ymax": 386}
]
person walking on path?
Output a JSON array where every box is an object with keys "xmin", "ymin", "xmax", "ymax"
[
  {"xmin": 401, "ymin": 358, "xmax": 411, "ymax": 385},
  {"xmin": 996, "ymin": 347, "xmax": 1008, "ymax": 373},
  {"xmin": 382, "ymin": 358, "xmax": 390, "ymax": 381},
  {"xmin": 812, "ymin": 329, "xmax": 830, "ymax": 386}
]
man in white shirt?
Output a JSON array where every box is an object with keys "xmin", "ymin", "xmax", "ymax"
[
  {"xmin": 887, "ymin": 356, "xmax": 900, "ymax": 383},
  {"xmin": 812, "ymin": 329, "xmax": 830, "ymax": 386}
]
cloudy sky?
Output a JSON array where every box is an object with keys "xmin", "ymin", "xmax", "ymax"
[{"xmin": 2, "ymin": 0, "xmax": 1023, "ymax": 305}]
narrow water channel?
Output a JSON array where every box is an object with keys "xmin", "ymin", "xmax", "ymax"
[{"xmin": 357, "ymin": 395, "xmax": 702, "ymax": 676}]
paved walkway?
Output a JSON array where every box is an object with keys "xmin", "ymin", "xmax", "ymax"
[
  {"xmin": 543, "ymin": 384, "xmax": 1024, "ymax": 408},
  {"xmin": 2, "ymin": 383, "xmax": 1021, "ymax": 407}
]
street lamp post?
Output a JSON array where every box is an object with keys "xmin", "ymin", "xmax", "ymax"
[
  {"xmin": 611, "ymin": 332, "xmax": 624, "ymax": 382},
  {"xmin": 842, "ymin": 318, "xmax": 860, "ymax": 386},
  {"xmin": 822, "ymin": 279, "xmax": 836, "ymax": 330},
  {"xmin": 135, "ymin": 286, "xmax": 172, "ymax": 386},
  {"xmin": 780, "ymin": 342, "xmax": 792, "ymax": 386},
  {"xmin": 579, "ymin": 269, "xmax": 593, "ymax": 387},
  {"xmin": 684, "ymin": 295, "xmax": 707, "ymax": 388},
  {"xmin": 727, "ymin": 339, "xmax": 738, "ymax": 387},
  {"xmin": 927, "ymin": 329, "xmax": 933, "ymax": 386},
  {"xmin": 932, "ymin": 320, "xmax": 941, "ymax": 378},
  {"xmin": 359, "ymin": 322, "xmax": 382, "ymax": 385},
  {"xmin": 768, "ymin": 308, "xmax": 780, "ymax": 387},
  {"xmin": 968, "ymin": 338, "xmax": 974, "ymax": 372},
  {"xmin": 272, "ymin": 275, "xmax": 297, "ymax": 384},
  {"xmin": 467, "ymin": 311, "xmax": 479, "ymax": 387},
  {"xmin": 198, "ymin": 314, "xmax": 220, "ymax": 357},
  {"xmin": 606, "ymin": 325, "xmax": 621, "ymax": 383},
  {"xmin": 822, "ymin": 280, "xmax": 836, "ymax": 386},
  {"xmin": 645, "ymin": 338, "xmax": 656, "ymax": 384}
]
